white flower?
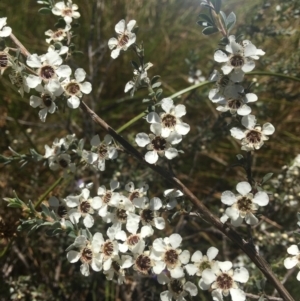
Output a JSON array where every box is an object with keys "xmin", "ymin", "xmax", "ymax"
[
  {"xmin": 125, "ymin": 62, "xmax": 153, "ymax": 96},
  {"xmin": 185, "ymin": 247, "xmax": 219, "ymax": 277},
  {"xmin": 135, "ymin": 123, "xmax": 180, "ymax": 164},
  {"xmin": 214, "ymin": 86, "xmax": 258, "ymax": 116},
  {"xmin": 48, "ymin": 153, "xmax": 76, "ymax": 177},
  {"xmin": 125, "ymin": 181, "xmax": 149, "ymax": 203},
  {"xmin": 45, "ymin": 24, "xmax": 71, "ymax": 44},
  {"xmin": 97, "ymin": 180, "xmax": 120, "ymax": 218},
  {"xmin": 44, "ymin": 134, "xmax": 77, "ymax": 158},
  {"xmin": 52, "ymin": 1, "xmax": 80, "ymax": 24},
  {"xmin": 284, "ymin": 245, "xmax": 300, "ymax": 281},
  {"xmin": 160, "ymin": 277, "xmax": 198, "ymax": 301},
  {"xmin": 62, "ymin": 68, "xmax": 92, "ymax": 109},
  {"xmin": 132, "ymin": 248, "xmax": 154, "ymax": 275},
  {"xmin": 188, "ymin": 69, "xmax": 205, "ymax": 85},
  {"xmin": 133, "ymin": 196, "xmax": 165, "ymax": 231},
  {"xmin": 214, "ymin": 35, "xmax": 265, "ymax": 82},
  {"xmin": 230, "ymin": 115, "xmax": 275, "ymax": 151},
  {"xmin": 29, "ymin": 85, "xmax": 58, "ymax": 122},
  {"xmin": 48, "ymin": 196, "xmax": 69, "ymax": 224},
  {"xmin": 104, "ymin": 255, "xmax": 133, "ymax": 284},
  {"xmin": 146, "ymin": 98, "xmax": 190, "ymax": 138},
  {"xmin": 0, "ymin": 17, "xmax": 12, "ymax": 37},
  {"xmin": 26, "ymin": 52, "xmax": 71, "ymax": 93},
  {"xmin": 164, "ymin": 189, "xmax": 183, "ymax": 210},
  {"xmin": 66, "ymin": 188, "xmax": 102, "ymax": 228},
  {"xmin": 201, "ymin": 261, "xmax": 249, "ymax": 301},
  {"xmin": 66, "ymin": 233, "xmax": 102, "ymax": 276},
  {"xmin": 150, "ymin": 233, "xmax": 190, "ymax": 279},
  {"xmin": 108, "ymin": 19, "xmax": 136, "ymax": 59},
  {"xmin": 82, "ymin": 134, "xmax": 118, "ymax": 171},
  {"xmin": 220, "ymin": 181, "xmax": 269, "ymax": 227}
]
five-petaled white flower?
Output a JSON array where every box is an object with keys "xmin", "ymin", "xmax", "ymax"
[
  {"xmin": 230, "ymin": 115, "xmax": 275, "ymax": 151},
  {"xmin": 45, "ymin": 24, "xmax": 71, "ymax": 44},
  {"xmin": 66, "ymin": 187, "xmax": 102, "ymax": 228},
  {"xmin": 135, "ymin": 123, "xmax": 181, "ymax": 164},
  {"xmin": 188, "ymin": 69, "xmax": 205, "ymax": 85},
  {"xmin": 214, "ymin": 35, "xmax": 265, "ymax": 82},
  {"xmin": 146, "ymin": 98, "xmax": 190, "ymax": 139},
  {"xmin": 151, "ymin": 233, "xmax": 190, "ymax": 279},
  {"xmin": 108, "ymin": 19, "xmax": 136, "ymax": 59},
  {"xmin": 164, "ymin": 188, "xmax": 183, "ymax": 210},
  {"xmin": 66, "ymin": 233, "xmax": 102, "ymax": 276},
  {"xmin": 220, "ymin": 181, "xmax": 269, "ymax": 227},
  {"xmin": 52, "ymin": 1, "xmax": 80, "ymax": 24},
  {"xmin": 61, "ymin": 68, "xmax": 92, "ymax": 109},
  {"xmin": 201, "ymin": 261, "xmax": 249, "ymax": 301},
  {"xmin": 48, "ymin": 153, "xmax": 76, "ymax": 177},
  {"xmin": 284, "ymin": 245, "xmax": 300, "ymax": 281},
  {"xmin": 0, "ymin": 17, "xmax": 12, "ymax": 37},
  {"xmin": 185, "ymin": 247, "xmax": 219, "ymax": 277},
  {"xmin": 26, "ymin": 52, "xmax": 71, "ymax": 94}
]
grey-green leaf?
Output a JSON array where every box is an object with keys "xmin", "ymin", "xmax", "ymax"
[
  {"xmin": 202, "ymin": 26, "xmax": 219, "ymax": 35},
  {"xmin": 226, "ymin": 12, "xmax": 236, "ymax": 33},
  {"xmin": 38, "ymin": 7, "xmax": 52, "ymax": 14}
]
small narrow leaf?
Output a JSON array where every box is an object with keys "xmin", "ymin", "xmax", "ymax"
[
  {"xmin": 226, "ymin": 12, "xmax": 236, "ymax": 33},
  {"xmin": 152, "ymin": 82, "xmax": 162, "ymax": 89},
  {"xmin": 38, "ymin": 7, "xmax": 52, "ymax": 14},
  {"xmin": 262, "ymin": 173, "xmax": 273, "ymax": 184},
  {"xmin": 151, "ymin": 75, "xmax": 161, "ymax": 85},
  {"xmin": 202, "ymin": 26, "xmax": 219, "ymax": 35},
  {"xmin": 131, "ymin": 60, "xmax": 139, "ymax": 71},
  {"xmin": 198, "ymin": 13, "xmax": 215, "ymax": 25},
  {"xmin": 214, "ymin": 0, "xmax": 222, "ymax": 13}
]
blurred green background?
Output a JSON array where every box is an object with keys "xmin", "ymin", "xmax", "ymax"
[{"xmin": 1, "ymin": 0, "xmax": 300, "ymax": 300}]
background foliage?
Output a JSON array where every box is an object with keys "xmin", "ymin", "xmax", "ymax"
[{"xmin": 0, "ymin": 0, "xmax": 300, "ymax": 300}]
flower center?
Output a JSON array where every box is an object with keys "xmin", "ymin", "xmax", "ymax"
[
  {"xmin": 57, "ymin": 205, "xmax": 67, "ymax": 218},
  {"xmin": 141, "ymin": 209, "xmax": 154, "ymax": 223},
  {"xmin": 58, "ymin": 158, "xmax": 68, "ymax": 168},
  {"xmin": 245, "ymin": 130, "xmax": 262, "ymax": 144},
  {"xmin": 216, "ymin": 273, "xmax": 233, "ymax": 290},
  {"xmin": 42, "ymin": 94, "xmax": 53, "ymax": 107},
  {"xmin": 164, "ymin": 249, "xmax": 179, "ymax": 268},
  {"xmin": 80, "ymin": 200, "xmax": 91, "ymax": 214},
  {"xmin": 135, "ymin": 254, "xmax": 151, "ymax": 274},
  {"xmin": 40, "ymin": 65, "xmax": 56, "ymax": 80},
  {"xmin": 170, "ymin": 279, "xmax": 184, "ymax": 295},
  {"xmin": 237, "ymin": 196, "xmax": 253, "ymax": 212},
  {"xmin": 81, "ymin": 247, "xmax": 93, "ymax": 263},
  {"xmin": 162, "ymin": 114, "xmax": 176, "ymax": 129},
  {"xmin": 129, "ymin": 190, "xmax": 140, "ymax": 202},
  {"xmin": 103, "ymin": 191, "xmax": 112, "ymax": 204},
  {"xmin": 151, "ymin": 136, "xmax": 167, "ymax": 151},
  {"xmin": 127, "ymin": 234, "xmax": 140, "ymax": 246},
  {"xmin": 199, "ymin": 260, "xmax": 211, "ymax": 272},
  {"xmin": 228, "ymin": 99, "xmax": 242, "ymax": 110},
  {"xmin": 230, "ymin": 55, "xmax": 244, "ymax": 68},
  {"xmin": 53, "ymin": 29, "xmax": 65, "ymax": 39},
  {"xmin": 218, "ymin": 75, "xmax": 230, "ymax": 87},
  {"xmin": 102, "ymin": 241, "xmax": 114, "ymax": 257},
  {"xmin": 0, "ymin": 53, "xmax": 8, "ymax": 68},
  {"xmin": 62, "ymin": 8, "xmax": 73, "ymax": 17},
  {"xmin": 116, "ymin": 209, "xmax": 127, "ymax": 223},
  {"xmin": 66, "ymin": 82, "xmax": 80, "ymax": 95},
  {"xmin": 118, "ymin": 33, "xmax": 130, "ymax": 47},
  {"xmin": 112, "ymin": 260, "xmax": 120, "ymax": 272},
  {"xmin": 97, "ymin": 144, "xmax": 108, "ymax": 158}
]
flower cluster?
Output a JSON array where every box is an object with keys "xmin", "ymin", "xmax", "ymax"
[{"xmin": 210, "ymin": 35, "xmax": 275, "ymax": 151}]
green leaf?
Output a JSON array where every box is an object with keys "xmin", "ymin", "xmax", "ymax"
[
  {"xmin": 262, "ymin": 173, "xmax": 273, "ymax": 184},
  {"xmin": 198, "ymin": 13, "xmax": 214, "ymax": 25},
  {"xmin": 38, "ymin": 7, "xmax": 52, "ymax": 14},
  {"xmin": 152, "ymin": 82, "xmax": 162, "ymax": 89},
  {"xmin": 41, "ymin": 203, "xmax": 51, "ymax": 216},
  {"xmin": 226, "ymin": 12, "xmax": 236, "ymax": 33},
  {"xmin": 202, "ymin": 26, "xmax": 219, "ymax": 35},
  {"xmin": 151, "ymin": 75, "xmax": 161, "ymax": 85},
  {"xmin": 131, "ymin": 60, "xmax": 139, "ymax": 70},
  {"xmin": 155, "ymin": 88, "xmax": 163, "ymax": 98},
  {"xmin": 214, "ymin": 0, "xmax": 222, "ymax": 13},
  {"xmin": 219, "ymin": 11, "xmax": 227, "ymax": 24}
]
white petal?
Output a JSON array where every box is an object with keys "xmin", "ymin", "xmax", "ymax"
[
  {"xmin": 153, "ymin": 261, "xmax": 166, "ymax": 274},
  {"xmin": 202, "ymin": 269, "xmax": 217, "ymax": 285},
  {"xmin": 111, "ymin": 48, "xmax": 120, "ymax": 59},
  {"xmin": 191, "ymin": 250, "xmax": 203, "ymax": 262},
  {"xmin": 179, "ymin": 250, "xmax": 190, "ymax": 264},
  {"xmin": 29, "ymin": 95, "xmax": 42, "ymax": 108},
  {"xmin": 80, "ymin": 263, "xmax": 90, "ymax": 276},
  {"xmin": 170, "ymin": 267, "xmax": 184, "ymax": 279},
  {"xmin": 108, "ymin": 37, "xmax": 118, "ymax": 49},
  {"xmin": 245, "ymin": 212, "xmax": 258, "ymax": 225},
  {"xmin": 126, "ymin": 20, "xmax": 136, "ymax": 31},
  {"xmin": 81, "ymin": 82, "xmax": 92, "ymax": 94},
  {"xmin": 154, "ymin": 217, "xmax": 165, "ymax": 230},
  {"xmin": 83, "ymin": 214, "xmax": 94, "ymax": 228},
  {"xmin": 218, "ymin": 261, "xmax": 232, "ymax": 272},
  {"xmin": 115, "ymin": 19, "xmax": 125, "ymax": 34},
  {"xmin": 135, "ymin": 133, "xmax": 150, "ymax": 147},
  {"xmin": 161, "ymin": 98, "xmax": 174, "ymax": 113},
  {"xmin": 214, "ymin": 50, "xmax": 228, "ymax": 63},
  {"xmin": 67, "ymin": 96, "xmax": 80, "ymax": 109},
  {"xmin": 198, "ymin": 278, "xmax": 211, "ymax": 290},
  {"xmin": 165, "ymin": 148, "xmax": 178, "ymax": 160},
  {"xmin": 146, "ymin": 112, "xmax": 160, "ymax": 123},
  {"xmin": 242, "ymin": 59, "xmax": 255, "ymax": 72},
  {"xmin": 245, "ymin": 93, "xmax": 257, "ymax": 103},
  {"xmin": 175, "ymin": 122, "xmax": 190, "ymax": 135},
  {"xmin": 221, "ymin": 191, "xmax": 237, "ymax": 205},
  {"xmin": 185, "ymin": 263, "xmax": 198, "ymax": 276},
  {"xmin": 253, "ymin": 191, "xmax": 269, "ymax": 206},
  {"xmin": 174, "ymin": 104, "xmax": 186, "ymax": 117},
  {"xmin": 230, "ymin": 127, "xmax": 245, "ymax": 139},
  {"xmin": 222, "ymin": 65, "xmax": 234, "ymax": 75},
  {"xmin": 184, "ymin": 281, "xmax": 198, "ymax": 296},
  {"xmin": 287, "ymin": 245, "xmax": 300, "ymax": 256},
  {"xmin": 145, "ymin": 150, "xmax": 159, "ymax": 164},
  {"xmin": 75, "ymin": 68, "xmax": 86, "ymax": 82},
  {"xmin": 160, "ymin": 291, "xmax": 172, "ymax": 301},
  {"xmin": 66, "ymin": 195, "xmax": 79, "ymax": 207},
  {"xmin": 91, "ymin": 135, "xmax": 100, "ymax": 146},
  {"xmin": 241, "ymin": 115, "xmax": 256, "ymax": 129},
  {"xmin": 262, "ymin": 123, "xmax": 275, "ymax": 135},
  {"xmin": 169, "ymin": 233, "xmax": 182, "ymax": 249},
  {"xmin": 67, "ymin": 250, "xmax": 81, "ymax": 263},
  {"xmin": 56, "ymin": 65, "xmax": 72, "ymax": 78},
  {"xmin": 284, "ymin": 257, "xmax": 298, "ymax": 269},
  {"xmin": 27, "ymin": 54, "xmax": 42, "ymax": 68},
  {"xmin": 92, "ymin": 196, "xmax": 102, "ymax": 209},
  {"xmin": 26, "ymin": 75, "xmax": 41, "ymax": 88},
  {"xmin": 236, "ymin": 181, "xmax": 251, "ymax": 196},
  {"xmin": 237, "ymin": 104, "xmax": 251, "ymax": 116},
  {"xmin": 230, "ymin": 288, "xmax": 246, "ymax": 301},
  {"xmin": 152, "ymin": 238, "xmax": 165, "ymax": 252},
  {"xmin": 39, "ymin": 108, "xmax": 48, "ymax": 122},
  {"xmin": 207, "ymin": 247, "xmax": 219, "ymax": 261},
  {"xmin": 149, "ymin": 197, "xmax": 162, "ymax": 210},
  {"xmin": 233, "ymin": 267, "xmax": 249, "ymax": 283}
]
